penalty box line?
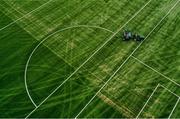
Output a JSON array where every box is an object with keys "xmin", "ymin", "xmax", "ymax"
[
  {"xmin": 160, "ymin": 83, "xmax": 180, "ymax": 119},
  {"xmin": 75, "ymin": 0, "xmax": 180, "ymax": 118},
  {"xmin": 168, "ymin": 97, "xmax": 180, "ymax": 119},
  {"xmin": 136, "ymin": 84, "xmax": 160, "ymax": 118},
  {"xmin": 131, "ymin": 56, "xmax": 180, "ymax": 87},
  {"xmin": 136, "ymin": 83, "xmax": 179, "ymax": 118},
  {"xmin": 25, "ymin": 0, "xmax": 153, "ymax": 118},
  {"xmin": 132, "ymin": 55, "xmax": 180, "ymax": 118},
  {"xmin": 159, "ymin": 84, "xmax": 179, "ymax": 98},
  {"xmin": 0, "ymin": 0, "xmax": 52, "ymax": 32}
]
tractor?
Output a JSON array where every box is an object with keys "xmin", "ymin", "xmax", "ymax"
[
  {"xmin": 123, "ymin": 30, "xmax": 144, "ymax": 41},
  {"xmin": 123, "ymin": 30, "xmax": 133, "ymax": 41}
]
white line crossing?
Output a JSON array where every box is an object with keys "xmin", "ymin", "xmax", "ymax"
[
  {"xmin": 136, "ymin": 84, "xmax": 160, "ymax": 118},
  {"xmin": 75, "ymin": 1, "xmax": 180, "ymax": 118},
  {"xmin": 136, "ymin": 84, "xmax": 179, "ymax": 118},
  {"xmin": 131, "ymin": 56, "xmax": 180, "ymax": 87},
  {"xmin": 24, "ymin": 25, "xmax": 114, "ymax": 107},
  {"xmin": 0, "ymin": 0, "xmax": 53, "ymax": 32},
  {"xmin": 25, "ymin": 0, "xmax": 153, "ymax": 118},
  {"xmin": 159, "ymin": 84, "xmax": 179, "ymax": 98}
]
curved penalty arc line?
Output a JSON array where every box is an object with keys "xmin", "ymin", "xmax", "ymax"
[{"xmin": 24, "ymin": 25, "xmax": 115, "ymax": 107}]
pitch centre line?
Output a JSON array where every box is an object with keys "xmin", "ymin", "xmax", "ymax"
[
  {"xmin": 75, "ymin": 1, "xmax": 180, "ymax": 118},
  {"xmin": 25, "ymin": 0, "xmax": 153, "ymax": 118}
]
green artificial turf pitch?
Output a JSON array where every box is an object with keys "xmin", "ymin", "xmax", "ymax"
[{"xmin": 0, "ymin": 0, "xmax": 179, "ymax": 118}]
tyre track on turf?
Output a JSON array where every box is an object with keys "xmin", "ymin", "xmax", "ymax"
[
  {"xmin": 25, "ymin": 0, "xmax": 153, "ymax": 117},
  {"xmin": 75, "ymin": 1, "xmax": 180, "ymax": 118}
]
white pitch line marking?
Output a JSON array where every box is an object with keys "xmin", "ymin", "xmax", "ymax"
[
  {"xmin": 131, "ymin": 56, "xmax": 180, "ymax": 87},
  {"xmin": 75, "ymin": 1, "xmax": 180, "ymax": 118},
  {"xmin": 168, "ymin": 97, "xmax": 180, "ymax": 119},
  {"xmin": 0, "ymin": 0, "xmax": 53, "ymax": 32},
  {"xmin": 159, "ymin": 84, "xmax": 179, "ymax": 98},
  {"xmin": 136, "ymin": 84, "xmax": 160, "ymax": 118},
  {"xmin": 136, "ymin": 84, "xmax": 179, "ymax": 119},
  {"xmin": 24, "ymin": 25, "xmax": 114, "ymax": 108},
  {"xmin": 25, "ymin": 0, "xmax": 153, "ymax": 117},
  {"xmin": 0, "ymin": 0, "xmax": 55, "ymax": 108}
]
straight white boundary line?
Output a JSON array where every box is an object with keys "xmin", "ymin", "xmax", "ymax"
[
  {"xmin": 159, "ymin": 84, "xmax": 179, "ymax": 98},
  {"xmin": 75, "ymin": 1, "xmax": 180, "ymax": 118},
  {"xmin": 0, "ymin": 0, "xmax": 53, "ymax": 32},
  {"xmin": 25, "ymin": 0, "xmax": 153, "ymax": 118},
  {"xmin": 168, "ymin": 97, "xmax": 180, "ymax": 119},
  {"xmin": 131, "ymin": 56, "xmax": 180, "ymax": 87},
  {"xmin": 136, "ymin": 83, "xmax": 179, "ymax": 118},
  {"xmin": 136, "ymin": 84, "xmax": 160, "ymax": 118},
  {"xmin": 24, "ymin": 25, "xmax": 114, "ymax": 108}
]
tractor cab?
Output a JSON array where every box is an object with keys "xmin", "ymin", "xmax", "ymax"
[
  {"xmin": 122, "ymin": 30, "xmax": 144, "ymax": 42},
  {"xmin": 123, "ymin": 30, "xmax": 133, "ymax": 41}
]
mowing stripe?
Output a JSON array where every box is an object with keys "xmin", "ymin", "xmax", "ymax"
[
  {"xmin": 159, "ymin": 84, "xmax": 179, "ymax": 98},
  {"xmin": 25, "ymin": 0, "xmax": 153, "ymax": 118},
  {"xmin": 137, "ymin": 83, "xmax": 180, "ymax": 118},
  {"xmin": 131, "ymin": 56, "xmax": 180, "ymax": 87},
  {"xmin": 24, "ymin": 25, "xmax": 114, "ymax": 108},
  {"xmin": 0, "ymin": 0, "xmax": 52, "ymax": 32},
  {"xmin": 75, "ymin": 1, "xmax": 180, "ymax": 118},
  {"xmin": 168, "ymin": 97, "xmax": 180, "ymax": 119},
  {"xmin": 137, "ymin": 84, "xmax": 179, "ymax": 119},
  {"xmin": 136, "ymin": 84, "xmax": 160, "ymax": 118}
]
